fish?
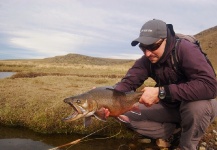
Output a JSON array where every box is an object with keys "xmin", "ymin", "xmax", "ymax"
[{"xmin": 63, "ymin": 86, "xmax": 142, "ymax": 126}]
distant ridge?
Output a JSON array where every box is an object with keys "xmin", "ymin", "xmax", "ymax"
[{"xmin": 42, "ymin": 53, "xmax": 134, "ymax": 66}]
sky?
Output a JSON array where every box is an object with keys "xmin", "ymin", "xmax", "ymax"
[{"xmin": 0, "ymin": 0, "xmax": 217, "ymax": 60}]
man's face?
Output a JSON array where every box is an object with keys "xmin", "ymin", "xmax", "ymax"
[{"xmin": 139, "ymin": 39, "xmax": 166, "ymax": 63}]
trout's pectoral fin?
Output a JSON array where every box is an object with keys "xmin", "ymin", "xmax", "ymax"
[
  {"xmin": 94, "ymin": 108, "xmax": 107, "ymax": 122},
  {"xmin": 130, "ymin": 110, "xmax": 141, "ymax": 115},
  {"xmin": 117, "ymin": 115, "xmax": 130, "ymax": 123},
  {"xmin": 84, "ymin": 116, "xmax": 92, "ymax": 127},
  {"xmin": 130, "ymin": 102, "xmax": 141, "ymax": 115}
]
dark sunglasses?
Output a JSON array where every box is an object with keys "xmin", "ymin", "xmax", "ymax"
[{"xmin": 139, "ymin": 39, "xmax": 165, "ymax": 52}]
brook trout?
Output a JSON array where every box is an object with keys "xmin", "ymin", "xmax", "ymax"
[{"xmin": 63, "ymin": 86, "xmax": 142, "ymax": 126}]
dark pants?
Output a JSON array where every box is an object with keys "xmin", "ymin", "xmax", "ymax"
[{"xmin": 123, "ymin": 99, "xmax": 217, "ymax": 150}]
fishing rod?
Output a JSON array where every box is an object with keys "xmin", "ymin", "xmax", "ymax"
[{"xmin": 48, "ymin": 122, "xmax": 118, "ymax": 150}]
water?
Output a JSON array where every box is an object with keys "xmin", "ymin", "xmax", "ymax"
[
  {"xmin": 0, "ymin": 72, "xmax": 16, "ymax": 79},
  {"xmin": 0, "ymin": 139, "xmax": 52, "ymax": 150},
  {"xmin": 0, "ymin": 125, "xmax": 135, "ymax": 150}
]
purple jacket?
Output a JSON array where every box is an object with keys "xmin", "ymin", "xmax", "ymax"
[{"xmin": 115, "ymin": 27, "xmax": 217, "ymax": 105}]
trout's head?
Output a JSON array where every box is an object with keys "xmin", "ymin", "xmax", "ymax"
[{"xmin": 63, "ymin": 94, "xmax": 97, "ymax": 122}]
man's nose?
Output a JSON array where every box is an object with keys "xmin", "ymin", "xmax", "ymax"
[{"xmin": 145, "ymin": 49, "xmax": 152, "ymax": 56}]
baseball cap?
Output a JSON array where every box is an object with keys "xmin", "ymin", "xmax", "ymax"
[{"xmin": 131, "ymin": 19, "xmax": 167, "ymax": 46}]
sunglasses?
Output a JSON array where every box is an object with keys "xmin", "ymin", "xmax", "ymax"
[{"xmin": 139, "ymin": 39, "xmax": 165, "ymax": 52}]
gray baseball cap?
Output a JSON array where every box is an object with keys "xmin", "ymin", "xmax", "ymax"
[{"xmin": 131, "ymin": 19, "xmax": 167, "ymax": 46}]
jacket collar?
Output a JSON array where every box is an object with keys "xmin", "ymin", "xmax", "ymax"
[{"xmin": 157, "ymin": 24, "xmax": 176, "ymax": 64}]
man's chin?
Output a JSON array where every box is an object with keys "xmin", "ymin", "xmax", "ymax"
[{"xmin": 149, "ymin": 59, "xmax": 158, "ymax": 63}]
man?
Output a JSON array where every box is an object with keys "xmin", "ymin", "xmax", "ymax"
[{"xmin": 111, "ymin": 19, "xmax": 217, "ymax": 149}]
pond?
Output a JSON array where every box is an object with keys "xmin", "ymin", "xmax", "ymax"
[
  {"xmin": 0, "ymin": 72, "xmax": 16, "ymax": 79},
  {"xmin": 0, "ymin": 125, "xmax": 146, "ymax": 150}
]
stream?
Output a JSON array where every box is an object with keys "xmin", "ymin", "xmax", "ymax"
[{"xmin": 0, "ymin": 72, "xmax": 16, "ymax": 79}]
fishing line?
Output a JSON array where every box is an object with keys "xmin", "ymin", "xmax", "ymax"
[
  {"xmin": 66, "ymin": 121, "xmax": 122, "ymax": 150},
  {"xmin": 48, "ymin": 121, "xmax": 122, "ymax": 150}
]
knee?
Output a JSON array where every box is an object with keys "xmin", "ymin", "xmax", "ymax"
[
  {"xmin": 179, "ymin": 100, "xmax": 213, "ymax": 147},
  {"xmin": 180, "ymin": 100, "xmax": 213, "ymax": 124},
  {"xmin": 181, "ymin": 100, "xmax": 211, "ymax": 115}
]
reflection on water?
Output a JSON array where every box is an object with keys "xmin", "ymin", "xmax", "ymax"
[
  {"xmin": 0, "ymin": 139, "xmax": 52, "ymax": 150},
  {"xmin": 0, "ymin": 72, "xmax": 16, "ymax": 79},
  {"xmin": 0, "ymin": 125, "xmax": 135, "ymax": 150}
]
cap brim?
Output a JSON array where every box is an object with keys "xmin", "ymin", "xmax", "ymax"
[{"xmin": 131, "ymin": 36, "xmax": 160, "ymax": 46}]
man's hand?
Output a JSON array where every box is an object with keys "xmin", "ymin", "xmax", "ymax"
[
  {"xmin": 103, "ymin": 108, "xmax": 110, "ymax": 118},
  {"xmin": 139, "ymin": 87, "xmax": 160, "ymax": 107}
]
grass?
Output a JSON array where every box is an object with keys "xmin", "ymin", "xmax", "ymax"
[{"xmin": 0, "ymin": 60, "xmax": 132, "ymax": 77}]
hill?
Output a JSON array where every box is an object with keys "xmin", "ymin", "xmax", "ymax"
[
  {"xmin": 195, "ymin": 26, "xmax": 217, "ymax": 69},
  {"xmin": 42, "ymin": 53, "xmax": 134, "ymax": 66}
]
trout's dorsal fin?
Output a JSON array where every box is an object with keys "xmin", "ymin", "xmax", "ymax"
[
  {"xmin": 94, "ymin": 107, "xmax": 107, "ymax": 122},
  {"xmin": 106, "ymin": 88, "xmax": 127, "ymax": 97}
]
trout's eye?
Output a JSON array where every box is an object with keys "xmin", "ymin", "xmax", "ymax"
[{"xmin": 76, "ymin": 99, "xmax": 81, "ymax": 104}]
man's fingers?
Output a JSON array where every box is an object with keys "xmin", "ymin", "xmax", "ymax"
[
  {"xmin": 141, "ymin": 88, "xmax": 146, "ymax": 92},
  {"xmin": 104, "ymin": 108, "xmax": 110, "ymax": 118},
  {"xmin": 139, "ymin": 98, "xmax": 152, "ymax": 107}
]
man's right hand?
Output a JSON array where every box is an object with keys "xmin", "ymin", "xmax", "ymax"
[{"xmin": 139, "ymin": 87, "xmax": 160, "ymax": 107}]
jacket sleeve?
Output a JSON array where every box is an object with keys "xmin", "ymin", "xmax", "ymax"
[
  {"xmin": 167, "ymin": 40, "xmax": 217, "ymax": 101},
  {"xmin": 114, "ymin": 56, "xmax": 149, "ymax": 92}
]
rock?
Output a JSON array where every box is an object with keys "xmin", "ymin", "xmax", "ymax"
[
  {"xmin": 156, "ymin": 139, "xmax": 171, "ymax": 148},
  {"xmin": 138, "ymin": 138, "xmax": 152, "ymax": 143},
  {"xmin": 201, "ymin": 142, "xmax": 207, "ymax": 147},
  {"xmin": 199, "ymin": 146, "xmax": 206, "ymax": 150},
  {"xmin": 213, "ymin": 130, "xmax": 217, "ymax": 135}
]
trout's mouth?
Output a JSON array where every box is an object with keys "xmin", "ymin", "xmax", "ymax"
[{"xmin": 63, "ymin": 99, "xmax": 88, "ymax": 122}]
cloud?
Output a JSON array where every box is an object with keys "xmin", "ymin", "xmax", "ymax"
[
  {"xmin": 0, "ymin": 0, "xmax": 217, "ymax": 60},
  {"xmin": 109, "ymin": 53, "xmax": 143, "ymax": 60},
  {"xmin": 9, "ymin": 29, "xmax": 94, "ymax": 56}
]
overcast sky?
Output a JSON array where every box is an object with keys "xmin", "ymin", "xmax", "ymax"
[{"xmin": 0, "ymin": 0, "xmax": 216, "ymax": 60}]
